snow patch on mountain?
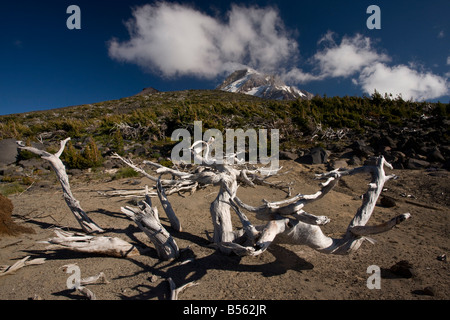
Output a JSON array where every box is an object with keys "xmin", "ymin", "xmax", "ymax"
[{"xmin": 216, "ymin": 69, "xmax": 313, "ymax": 100}]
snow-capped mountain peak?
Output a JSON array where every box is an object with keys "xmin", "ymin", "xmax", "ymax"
[{"xmin": 216, "ymin": 69, "xmax": 312, "ymax": 100}]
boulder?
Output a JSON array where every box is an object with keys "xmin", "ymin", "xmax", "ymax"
[
  {"xmin": 18, "ymin": 158, "xmax": 51, "ymax": 171},
  {"xmin": 348, "ymin": 155, "xmax": 362, "ymax": 166},
  {"xmin": 0, "ymin": 139, "xmax": 19, "ymax": 166},
  {"xmin": 427, "ymin": 147, "xmax": 445, "ymax": 163},
  {"xmin": 279, "ymin": 151, "xmax": 298, "ymax": 161},
  {"xmin": 380, "ymin": 135, "xmax": 397, "ymax": 149},
  {"xmin": 330, "ymin": 159, "xmax": 348, "ymax": 169},
  {"xmin": 406, "ymin": 158, "xmax": 430, "ymax": 170},
  {"xmin": 400, "ymin": 136, "xmax": 423, "ymax": 155},
  {"xmin": 350, "ymin": 140, "xmax": 374, "ymax": 158},
  {"xmin": 296, "ymin": 147, "xmax": 328, "ymax": 165}
]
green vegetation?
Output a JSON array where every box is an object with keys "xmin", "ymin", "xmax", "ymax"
[
  {"xmin": 0, "ymin": 182, "xmax": 24, "ymax": 197},
  {"xmin": 112, "ymin": 167, "xmax": 140, "ymax": 180},
  {"xmin": 62, "ymin": 138, "xmax": 103, "ymax": 169},
  {"xmin": 0, "ymin": 89, "xmax": 448, "ymax": 159}
]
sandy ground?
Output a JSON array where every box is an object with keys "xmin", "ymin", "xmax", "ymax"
[{"xmin": 0, "ymin": 160, "xmax": 448, "ymax": 300}]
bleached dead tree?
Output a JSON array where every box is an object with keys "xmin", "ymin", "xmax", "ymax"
[
  {"xmin": 121, "ymin": 189, "xmax": 180, "ymax": 260},
  {"xmin": 17, "ymin": 138, "xmax": 104, "ymax": 233},
  {"xmin": 41, "ymin": 228, "xmax": 140, "ymax": 258},
  {"xmin": 27, "ymin": 137, "xmax": 410, "ymax": 260},
  {"xmin": 231, "ymin": 156, "xmax": 411, "ymax": 255},
  {"xmin": 116, "ymin": 139, "xmax": 411, "ymax": 257}
]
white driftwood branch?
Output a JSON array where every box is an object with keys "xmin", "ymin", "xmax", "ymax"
[
  {"xmin": 115, "ymin": 142, "xmax": 411, "ymax": 258},
  {"xmin": 112, "ymin": 153, "xmax": 159, "ymax": 182},
  {"xmin": 156, "ymin": 180, "xmax": 182, "ymax": 232},
  {"xmin": 0, "ymin": 256, "xmax": 46, "ymax": 277},
  {"xmin": 114, "ymin": 146, "xmax": 237, "ymax": 254},
  {"xmin": 349, "ymin": 213, "xmax": 411, "ymax": 236},
  {"xmin": 97, "ymin": 188, "xmax": 158, "ymax": 198},
  {"xmin": 17, "ymin": 139, "xmax": 104, "ymax": 234},
  {"xmin": 113, "ymin": 153, "xmax": 203, "ymax": 195},
  {"xmin": 40, "ymin": 228, "xmax": 140, "ymax": 258},
  {"xmin": 278, "ymin": 156, "xmax": 411, "ymax": 254},
  {"xmin": 76, "ymin": 286, "xmax": 97, "ymax": 300},
  {"xmin": 121, "ymin": 194, "xmax": 179, "ymax": 260},
  {"xmin": 233, "ymin": 173, "xmax": 338, "ymax": 221},
  {"xmin": 227, "ymin": 156, "xmax": 411, "ymax": 256}
]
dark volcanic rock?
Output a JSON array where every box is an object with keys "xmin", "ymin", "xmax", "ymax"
[
  {"xmin": 297, "ymin": 147, "xmax": 328, "ymax": 165},
  {"xmin": 407, "ymin": 158, "xmax": 430, "ymax": 170},
  {"xmin": 279, "ymin": 151, "xmax": 298, "ymax": 160},
  {"xmin": 350, "ymin": 140, "xmax": 374, "ymax": 158},
  {"xmin": 427, "ymin": 147, "xmax": 445, "ymax": 163},
  {"xmin": 0, "ymin": 139, "xmax": 19, "ymax": 166}
]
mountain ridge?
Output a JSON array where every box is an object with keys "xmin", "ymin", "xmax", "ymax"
[{"xmin": 216, "ymin": 69, "xmax": 313, "ymax": 101}]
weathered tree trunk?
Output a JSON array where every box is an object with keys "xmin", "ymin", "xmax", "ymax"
[
  {"xmin": 41, "ymin": 228, "xmax": 140, "ymax": 258},
  {"xmin": 115, "ymin": 149, "xmax": 240, "ymax": 255},
  {"xmin": 244, "ymin": 156, "xmax": 411, "ymax": 255},
  {"xmin": 17, "ymin": 138, "xmax": 104, "ymax": 233},
  {"xmin": 114, "ymin": 139, "xmax": 411, "ymax": 258},
  {"xmin": 0, "ymin": 256, "xmax": 46, "ymax": 277},
  {"xmin": 156, "ymin": 179, "xmax": 182, "ymax": 232},
  {"xmin": 121, "ymin": 193, "xmax": 179, "ymax": 260}
]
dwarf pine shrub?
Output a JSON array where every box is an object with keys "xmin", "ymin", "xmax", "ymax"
[{"xmin": 63, "ymin": 138, "xmax": 103, "ymax": 169}]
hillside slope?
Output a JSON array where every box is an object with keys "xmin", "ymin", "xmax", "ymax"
[{"xmin": 0, "ymin": 89, "xmax": 448, "ymax": 172}]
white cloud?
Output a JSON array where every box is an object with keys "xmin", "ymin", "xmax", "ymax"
[
  {"xmin": 283, "ymin": 67, "xmax": 323, "ymax": 83},
  {"xmin": 108, "ymin": 2, "xmax": 298, "ymax": 78},
  {"xmin": 313, "ymin": 33, "xmax": 390, "ymax": 78},
  {"xmin": 284, "ymin": 33, "xmax": 389, "ymax": 82},
  {"xmin": 356, "ymin": 62, "xmax": 449, "ymax": 100},
  {"xmin": 284, "ymin": 33, "xmax": 448, "ymax": 101}
]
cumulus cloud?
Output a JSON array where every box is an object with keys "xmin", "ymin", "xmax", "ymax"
[
  {"xmin": 284, "ymin": 32, "xmax": 448, "ymax": 101},
  {"xmin": 283, "ymin": 32, "xmax": 390, "ymax": 83},
  {"xmin": 355, "ymin": 63, "xmax": 449, "ymax": 100},
  {"xmin": 108, "ymin": 2, "xmax": 298, "ymax": 78},
  {"xmin": 284, "ymin": 32, "xmax": 389, "ymax": 81},
  {"xmin": 313, "ymin": 33, "xmax": 390, "ymax": 78}
]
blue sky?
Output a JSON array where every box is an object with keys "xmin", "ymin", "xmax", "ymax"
[{"xmin": 0, "ymin": 0, "xmax": 448, "ymax": 115}]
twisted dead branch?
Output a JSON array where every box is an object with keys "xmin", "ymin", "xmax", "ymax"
[
  {"xmin": 232, "ymin": 156, "xmax": 411, "ymax": 255},
  {"xmin": 40, "ymin": 228, "xmax": 140, "ymax": 258},
  {"xmin": 114, "ymin": 137, "xmax": 410, "ymax": 257},
  {"xmin": 17, "ymin": 139, "xmax": 104, "ymax": 234},
  {"xmin": 121, "ymin": 191, "xmax": 180, "ymax": 260},
  {"xmin": 0, "ymin": 256, "xmax": 46, "ymax": 277}
]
